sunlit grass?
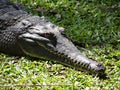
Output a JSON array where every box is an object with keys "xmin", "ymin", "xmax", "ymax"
[{"xmin": 0, "ymin": 0, "xmax": 120, "ymax": 89}]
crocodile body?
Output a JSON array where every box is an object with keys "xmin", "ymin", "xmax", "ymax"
[{"xmin": 0, "ymin": 0, "xmax": 106, "ymax": 76}]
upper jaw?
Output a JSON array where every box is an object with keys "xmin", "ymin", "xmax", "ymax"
[
  {"xmin": 18, "ymin": 22, "xmax": 106, "ymax": 76},
  {"xmin": 18, "ymin": 30, "xmax": 106, "ymax": 76},
  {"xmin": 55, "ymin": 36, "xmax": 106, "ymax": 75}
]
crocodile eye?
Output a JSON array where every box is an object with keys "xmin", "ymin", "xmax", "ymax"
[
  {"xmin": 45, "ymin": 33, "xmax": 53, "ymax": 38},
  {"xmin": 42, "ymin": 33, "xmax": 56, "ymax": 39},
  {"xmin": 59, "ymin": 27, "xmax": 65, "ymax": 33},
  {"xmin": 62, "ymin": 32, "xmax": 67, "ymax": 38},
  {"xmin": 43, "ymin": 33, "xmax": 57, "ymax": 46},
  {"xmin": 59, "ymin": 27, "xmax": 66, "ymax": 37}
]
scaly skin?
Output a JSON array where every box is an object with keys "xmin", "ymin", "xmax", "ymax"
[{"xmin": 0, "ymin": 0, "xmax": 106, "ymax": 77}]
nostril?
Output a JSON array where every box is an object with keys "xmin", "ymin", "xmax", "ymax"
[
  {"xmin": 97, "ymin": 63, "xmax": 106, "ymax": 72},
  {"xmin": 97, "ymin": 63, "xmax": 103, "ymax": 67}
]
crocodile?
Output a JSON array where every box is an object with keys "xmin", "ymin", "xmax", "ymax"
[{"xmin": 0, "ymin": 0, "xmax": 106, "ymax": 76}]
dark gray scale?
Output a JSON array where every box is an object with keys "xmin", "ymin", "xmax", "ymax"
[
  {"xmin": 0, "ymin": 27, "xmax": 26, "ymax": 55},
  {"xmin": 0, "ymin": 5, "xmax": 16, "ymax": 15},
  {"xmin": 0, "ymin": 11, "xmax": 29, "ymax": 29}
]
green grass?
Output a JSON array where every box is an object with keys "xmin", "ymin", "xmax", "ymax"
[{"xmin": 0, "ymin": 0, "xmax": 120, "ymax": 89}]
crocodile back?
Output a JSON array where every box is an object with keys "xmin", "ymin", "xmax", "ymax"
[{"xmin": 0, "ymin": 0, "xmax": 27, "ymax": 55}]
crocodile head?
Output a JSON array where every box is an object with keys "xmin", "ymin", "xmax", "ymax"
[{"xmin": 18, "ymin": 17, "xmax": 106, "ymax": 77}]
